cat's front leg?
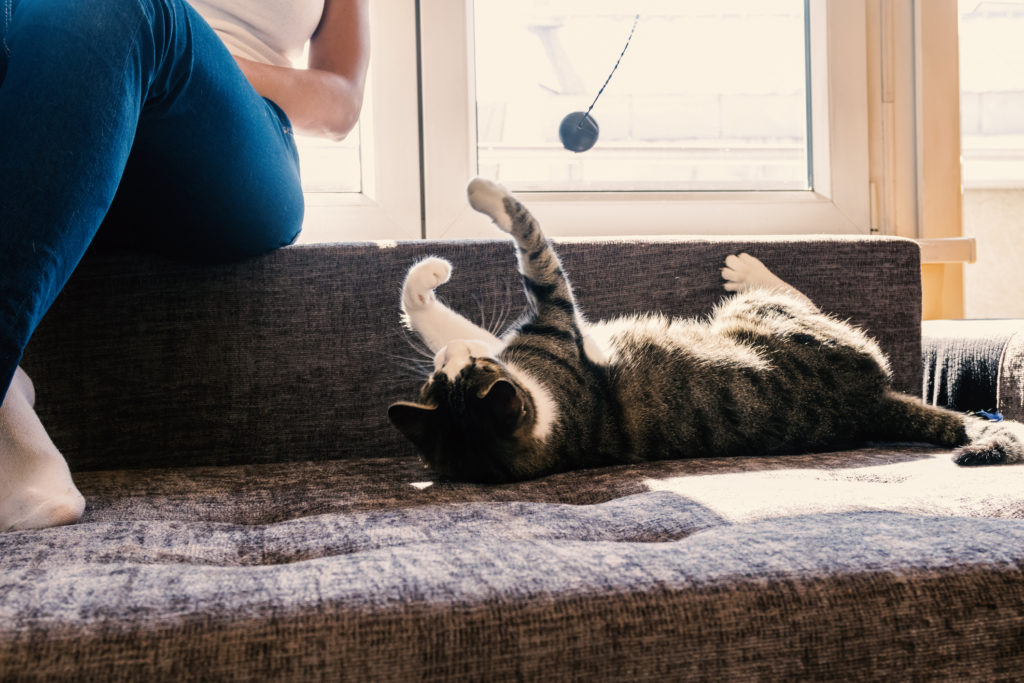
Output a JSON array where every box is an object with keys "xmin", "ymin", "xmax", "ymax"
[
  {"xmin": 401, "ymin": 257, "xmax": 503, "ymax": 354},
  {"xmin": 721, "ymin": 253, "xmax": 816, "ymax": 308}
]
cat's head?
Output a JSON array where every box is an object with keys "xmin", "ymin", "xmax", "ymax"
[{"xmin": 388, "ymin": 340, "xmax": 546, "ymax": 483}]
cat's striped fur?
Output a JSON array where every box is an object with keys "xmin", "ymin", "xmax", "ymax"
[{"xmin": 388, "ymin": 178, "xmax": 1024, "ymax": 483}]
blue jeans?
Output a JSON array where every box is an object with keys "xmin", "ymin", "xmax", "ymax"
[{"xmin": 0, "ymin": 0, "xmax": 304, "ymax": 399}]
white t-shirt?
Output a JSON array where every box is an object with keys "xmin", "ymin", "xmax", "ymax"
[{"xmin": 189, "ymin": 0, "xmax": 326, "ymax": 67}]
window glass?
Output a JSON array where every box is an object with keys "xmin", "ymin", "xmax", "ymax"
[
  {"xmin": 959, "ymin": 0, "xmax": 1024, "ymax": 188},
  {"xmin": 473, "ymin": 0, "xmax": 810, "ymax": 192},
  {"xmin": 959, "ymin": 0, "xmax": 1024, "ymax": 318},
  {"xmin": 295, "ymin": 133, "xmax": 361, "ymax": 193},
  {"xmin": 291, "ymin": 47, "xmax": 362, "ymax": 194}
]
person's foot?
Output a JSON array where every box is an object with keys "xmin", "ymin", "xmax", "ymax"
[{"xmin": 0, "ymin": 367, "xmax": 84, "ymax": 531}]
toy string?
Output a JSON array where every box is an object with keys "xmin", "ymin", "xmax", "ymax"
[{"xmin": 577, "ymin": 13, "xmax": 641, "ymax": 129}]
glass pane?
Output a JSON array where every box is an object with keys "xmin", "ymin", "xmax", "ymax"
[
  {"xmin": 959, "ymin": 0, "xmax": 1024, "ymax": 188},
  {"xmin": 473, "ymin": 0, "xmax": 810, "ymax": 192},
  {"xmin": 295, "ymin": 131, "xmax": 361, "ymax": 193},
  {"xmin": 958, "ymin": 0, "xmax": 1024, "ymax": 319},
  {"xmin": 291, "ymin": 47, "xmax": 362, "ymax": 194}
]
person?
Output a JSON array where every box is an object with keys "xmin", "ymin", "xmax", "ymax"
[{"xmin": 0, "ymin": 0, "xmax": 369, "ymax": 531}]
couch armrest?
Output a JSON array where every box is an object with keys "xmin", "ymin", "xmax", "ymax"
[{"xmin": 923, "ymin": 319, "xmax": 1024, "ymax": 421}]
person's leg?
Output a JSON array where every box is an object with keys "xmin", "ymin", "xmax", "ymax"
[
  {"xmin": 98, "ymin": 44, "xmax": 304, "ymax": 261},
  {"xmin": 0, "ymin": 0, "xmax": 303, "ymax": 529}
]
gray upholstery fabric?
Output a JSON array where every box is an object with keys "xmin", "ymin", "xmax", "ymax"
[
  {"xmin": 22, "ymin": 236, "xmax": 922, "ymax": 472},
  {"xmin": 923, "ymin": 318, "xmax": 1024, "ymax": 421},
  {"xmin": 4, "ymin": 450, "xmax": 1024, "ymax": 681},
  {"xmin": 11, "ymin": 236, "xmax": 1020, "ymax": 681}
]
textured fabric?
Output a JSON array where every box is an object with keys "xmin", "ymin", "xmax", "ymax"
[
  {"xmin": 11, "ymin": 237, "xmax": 1004, "ymax": 681},
  {"xmin": 3, "ymin": 449, "xmax": 1024, "ymax": 680},
  {"xmin": 1002, "ymin": 331, "xmax": 1024, "ymax": 421},
  {"xmin": 21, "ymin": 237, "xmax": 923, "ymax": 472},
  {"xmin": 923, "ymin": 319, "xmax": 1024, "ymax": 421},
  {"xmin": 0, "ymin": 0, "xmax": 303, "ymax": 399}
]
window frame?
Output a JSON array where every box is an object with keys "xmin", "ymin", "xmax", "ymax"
[
  {"xmin": 296, "ymin": 0, "xmax": 423, "ymax": 243},
  {"xmin": 419, "ymin": 0, "xmax": 871, "ymax": 240}
]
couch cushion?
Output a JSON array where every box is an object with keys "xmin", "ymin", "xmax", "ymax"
[{"xmin": 3, "ymin": 446, "xmax": 1024, "ymax": 680}]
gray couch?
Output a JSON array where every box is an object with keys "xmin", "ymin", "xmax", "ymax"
[{"xmin": 4, "ymin": 236, "xmax": 1024, "ymax": 681}]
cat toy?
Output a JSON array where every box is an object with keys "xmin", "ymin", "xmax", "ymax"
[{"xmin": 558, "ymin": 13, "xmax": 640, "ymax": 153}]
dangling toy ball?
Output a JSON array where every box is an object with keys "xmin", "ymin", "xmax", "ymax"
[{"xmin": 559, "ymin": 112, "xmax": 600, "ymax": 153}]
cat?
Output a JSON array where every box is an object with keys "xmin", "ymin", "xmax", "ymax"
[{"xmin": 388, "ymin": 178, "xmax": 1024, "ymax": 483}]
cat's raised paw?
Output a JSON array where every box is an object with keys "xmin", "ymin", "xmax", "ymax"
[
  {"xmin": 467, "ymin": 178, "xmax": 513, "ymax": 232},
  {"xmin": 402, "ymin": 257, "xmax": 453, "ymax": 310},
  {"xmin": 721, "ymin": 253, "xmax": 776, "ymax": 293}
]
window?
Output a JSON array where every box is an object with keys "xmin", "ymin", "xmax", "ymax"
[
  {"xmin": 958, "ymin": 0, "xmax": 1024, "ymax": 318},
  {"xmin": 959, "ymin": 0, "xmax": 1024, "ymax": 189},
  {"xmin": 421, "ymin": 0, "xmax": 869, "ymax": 239},
  {"xmin": 294, "ymin": 2, "xmax": 422, "ymax": 243},
  {"xmin": 298, "ymin": 1, "xmax": 872, "ymax": 242},
  {"xmin": 474, "ymin": 2, "xmax": 810, "ymax": 193},
  {"xmin": 295, "ymin": 134, "xmax": 360, "ymax": 194}
]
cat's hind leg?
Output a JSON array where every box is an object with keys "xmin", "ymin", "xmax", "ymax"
[
  {"xmin": 467, "ymin": 178, "xmax": 579, "ymax": 323},
  {"xmin": 721, "ymin": 253, "xmax": 816, "ymax": 308},
  {"xmin": 872, "ymin": 391, "xmax": 969, "ymax": 447},
  {"xmin": 870, "ymin": 391, "xmax": 1024, "ymax": 465},
  {"xmin": 467, "ymin": 178, "xmax": 513, "ymax": 232}
]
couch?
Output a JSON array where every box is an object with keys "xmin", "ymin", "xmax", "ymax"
[{"xmin": 4, "ymin": 235, "xmax": 1024, "ymax": 680}]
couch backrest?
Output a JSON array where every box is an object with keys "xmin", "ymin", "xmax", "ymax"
[{"xmin": 21, "ymin": 236, "xmax": 922, "ymax": 471}]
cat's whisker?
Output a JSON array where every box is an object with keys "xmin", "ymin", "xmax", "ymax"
[
  {"xmin": 485, "ymin": 289, "xmax": 498, "ymax": 336},
  {"xmin": 396, "ymin": 332, "xmax": 435, "ymax": 361},
  {"xmin": 471, "ymin": 292, "xmax": 489, "ymax": 338},
  {"xmin": 490, "ymin": 285, "xmax": 508, "ymax": 336},
  {"xmin": 386, "ymin": 351, "xmax": 433, "ymax": 366},
  {"xmin": 480, "ymin": 283, "xmax": 511, "ymax": 338},
  {"xmin": 485, "ymin": 293, "xmax": 502, "ymax": 337}
]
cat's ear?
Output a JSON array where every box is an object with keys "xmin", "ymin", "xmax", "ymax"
[
  {"xmin": 480, "ymin": 379, "xmax": 524, "ymax": 431},
  {"xmin": 388, "ymin": 401, "xmax": 439, "ymax": 452}
]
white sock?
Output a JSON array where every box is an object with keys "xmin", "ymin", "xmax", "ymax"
[{"xmin": 0, "ymin": 367, "xmax": 85, "ymax": 531}]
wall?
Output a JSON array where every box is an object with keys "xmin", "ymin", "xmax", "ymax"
[{"xmin": 963, "ymin": 188, "xmax": 1024, "ymax": 319}]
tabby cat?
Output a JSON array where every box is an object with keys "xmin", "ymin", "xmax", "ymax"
[{"xmin": 388, "ymin": 178, "xmax": 1024, "ymax": 483}]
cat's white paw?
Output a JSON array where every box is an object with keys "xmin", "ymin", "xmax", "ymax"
[
  {"xmin": 467, "ymin": 178, "xmax": 513, "ymax": 232},
  {"xmin": 403, "ymin": 257, "xmax": 452, "ymax": 310},
  {"xmin": 721, "ymin": 253, "xmax": 776, "ymax": 293}
]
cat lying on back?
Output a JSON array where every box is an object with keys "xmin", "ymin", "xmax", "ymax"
[{"xmin": 388, "ymin": 178, "xmax": 1024, "ymax": 483}]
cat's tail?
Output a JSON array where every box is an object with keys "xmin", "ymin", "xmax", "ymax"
[{"xmin": 874, "ymin": 391, "xmax": 1024, "ymax": 465}]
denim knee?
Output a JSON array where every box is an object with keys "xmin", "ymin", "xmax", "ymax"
[{"xmin": 206, "ymin": 190, "xmax": 305, "ymax": 262}]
